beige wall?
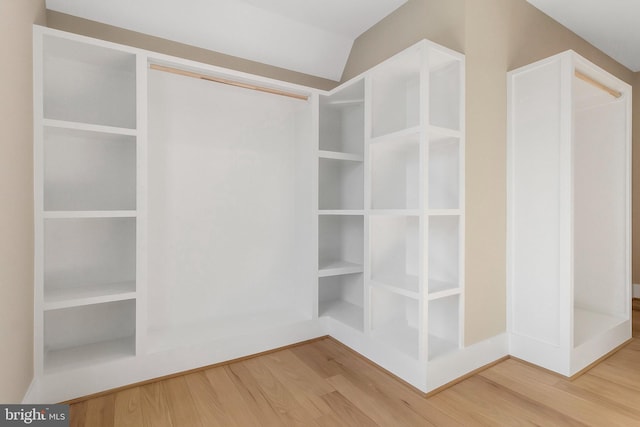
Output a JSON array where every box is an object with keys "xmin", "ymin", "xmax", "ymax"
[
  {"xmin": 0, "ymin": 0, "xmax": 46, "ymax": 402},
  {"xmin": 343, "ymin": 0, "xmax": 637, "ymax": 345},
  {"xmin": 46, "ymin": 11, "xmax": 337, "ymax": 91}
]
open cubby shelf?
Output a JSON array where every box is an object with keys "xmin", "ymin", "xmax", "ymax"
[{"xmin": 319, "ymin": 274, "xmax": 364, "ymax": 331}]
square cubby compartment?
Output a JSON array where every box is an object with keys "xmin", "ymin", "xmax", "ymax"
[
  {"xmin": 318, "ymin": 274, "xmax": 364, "ymax": 331},
  {"xmin": 428, "ymin": 50, "xmax": 462, "ymax": 131},
  {"xmin": 44, "ymin": 126, "xmax": 136, "ymax": 211},
  {"xmin": 428, "ymin": 295, "xmax": 460, "ymax": 360},
  {"xmin": 43, "ymin": 35, "xmax": 136, "ymax": 129},
  {"xmin": 318, "ymin": 215, "xmax": 363, "ymax": 273},
  {"xmin": 428, "ymin": 216, "xmax": 460, "ymax": 296},
  {"xmin": 371, "ymin": 134, "xmax": 420, "ymax": 210},
  {"xmin": 44, "ymin": 299, "xmax": 136, "ymax": 372},
  {"xmin": 319, "ymin": 79, "xmax": 364, "ymax": 155},
  {"xmin": 428, "ymin": 135, "xmax": 460, "ymax": 210}
]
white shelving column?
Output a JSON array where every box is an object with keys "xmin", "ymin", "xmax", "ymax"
[
  {"xmin": 317, "ymin": 79, "xmax": 366, "ymax": 332},
  {"xmin": 318, "ymin": 39, "xmax": 466, "ymax": 391},
  {"xmin": 33, "ymin": 27, "xmax": 143, "ymax": 377},
  {"xmin": 507, "ymin": 51, "xmax": 631, "ymax": 376}
]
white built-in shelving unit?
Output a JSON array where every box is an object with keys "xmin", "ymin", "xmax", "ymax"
[
  {"xmin": 507, "ymin": 51, "xmax": 631, "ymax": 376},
  {"xmin": 34, "ymin": 29, "xmax": 143, "ymax": 378},
  {"xmin": 32, "ymin": 28, "xmax": 509, "ymax": 403},
  {"xmin": 317, "ymin": 40, "xmax": 467, "ymax": 389}
]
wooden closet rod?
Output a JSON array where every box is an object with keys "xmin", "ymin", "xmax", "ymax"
[
  {"xmin": 574, "ymin": 70, "xmax": 622, "ymax": 99},
  {"xmin": 150, "ymin": 64, "xmax": 309, "ymax": 101}
]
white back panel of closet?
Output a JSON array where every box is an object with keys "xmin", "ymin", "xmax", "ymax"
[
  {"xmin": 572, "ymin": 77, "xmax": 628, "ymax": 321},
  {"xmin": 147, "ymin": 69, "xmax": 313, "ymax": 335}
]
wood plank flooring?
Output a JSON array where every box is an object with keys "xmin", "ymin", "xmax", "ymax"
[{"xmin": 70, "ymin": 309, "xmax": 640, "ymax": 426}]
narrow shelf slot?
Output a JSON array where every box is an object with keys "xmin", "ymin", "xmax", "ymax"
[
  {"xmin": 319, "ymin": 215, "xmax": 364, "ymax": 275},
  {"xmin": 319, "ymin": 79, "xmax": 364, "ymax": 155},
  {"xmin": 428, "ymin": 135, "xmax": 460, "ymax": 210},
  {"xmin": 371, "ymin": 46, "xmax": 422, "ymax": 138},
  {"xmin": 371, "ymin": 287, "xmax": 419, "ymax": 359},
  {"xmin": 319, "ymin": 274, "xmax": 364, "ymax": 331},
  {"xmin": 318, "ymin": 150, "xmax": 364, "ymax": 162},
  {"xmin": 44, "ymin": 126, "xmax": 136, "ymax": 212},
  {"xmin": 427, "ymin": 216, "xmax": 460, "ymax": 295},
  {"xmin": 44, "ymin": 281, "xmax": 136, "ymax": 311},
  {"xmin": 428, "ymin": 294, "xmax": 460, "ymax": 360},
  {"xmin": 44, "ymin": 217, "xmax": 136, "ymax": 294},
  {"xmin": 370, "ymin": 215, "xmax": 420, "ymax": 292},
  {"xmin": 319, "ymin": 157, "xmax": 364, "ymax": 210},
  {"xmin": 319, "ymin": 260, "xmax": 363, "ymax": 277},
  {"xmin": 371, "ymin": 133, "xmax": 420, "ymax": 210},
  {"xmin": 43, "ymin": 35, "xmax": 137, "ymax": 129},
  {"xmin": 44, "ymin": 299, "xmax": 136, "ymax": 373},
  {"xmin": 428, "ymin": 50, "xmax": 461, "ymax": 131},
  {"xmin": 43, "ymin": 119, "xmax": 137, "ymax": 136}
]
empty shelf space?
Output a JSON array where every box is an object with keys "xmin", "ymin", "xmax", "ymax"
[
  {"xmin": 427, "ymin": 279, "xmax": 460, "ymax": 300},
  {"xmin": 319, "ymin": 210, "xmax": 365, "ymax": 216},
  {"xmin": 319, "ymin": 79, "xmax": 364, "ymax": 155},
  {"xmin": 371, "ymin": 287, "xmax": 420, "ymax": 359},
  {"xmin": 371, "ymin": 133, "xmax": 421, "ymax": 210},
  {"xmin": 319, "ymin": 215, "xmax": 364, "ymax": 271},
  {"xmin": 44, "ymin": 299, "xmax": 136, "ymax": 372},
  {"xmin": 574, "ymin": 307, "xmax": 627, "ymax": 348},
  {"xmin": 43, "ymin": 34, "xmax": 137, "ymax": 129},
  {"xmin": 147, "ymin": 309, "xmax": 310, "ymax": 354},
  {"xmin": 43, "ymin": 118, "xmax": 137, "ymax": 136},
  {"xmin": 319, "ymin": 300, "xmax": 364, "ymax": 332},
  {"xmin": 44, "ymin": 217, "xmax": 136, "ymax": 289},
  {"xmin": 319, "ymin": 260, "xmax": 363, "ymax": 277},
  {"xmin": 319, "ymin": 274, "xmax": 364, "ymax": 331},
  {"xmin": 43, "ymin": 125, "xmax": 136, "ymax": 212},
  {"xmin": 428, "ymin": 135, "xmax": 461, "ymax": 210},
  {"xmin": 428, "ymin": 334, "xmax": 459, "ymax": 360},
  {"xmin": 428, "ymin": 216, "xmax": 460, "ymax": 293},
  {"xmin": 319, "ymin": 157, "xmax": 364, "ymax": 210},
  {"xmin": 428, "ymin": 51, "xmax": 462, "ymax": 131},
  {"xmin": 370, "ymin": 216, "xmax": 420, "ymax": 291},
  {"xmin": 428, "ymin": 295, "xmax": 460, "ymax": 360},
  {"xmin": 44, "ymin": 281, "xmax": 136, "ymax": 310},
  {"xmin": 45, "ymin": 335, "xmax": 135, "ymax": 373}
]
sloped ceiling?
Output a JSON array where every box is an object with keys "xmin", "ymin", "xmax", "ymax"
[
  {"xmin": 527, "ymin": 0, "xmax": 640, "ymax": 72},
  {"xmin": 45, "ymin": 0, "xmax": 407, "ymax": 81}
]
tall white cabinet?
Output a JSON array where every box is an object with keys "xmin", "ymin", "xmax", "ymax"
[
  {"xmin": 31, "ymin": 27, "xmax": 509, "ymax": 403},
  {"xmin": 507, "ymin": 51, "xmax": 632, "ymax": 376}
]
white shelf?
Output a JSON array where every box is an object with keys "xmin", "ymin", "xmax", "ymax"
[
  {"xmin": 370, "ymin": 126, "xmax": 422, "ymax": 145},
  {"xmin": 428, "ymin": 334, "xmax": 459, "ymax": 360},
  {"xmin": 44, "ymin": 281, "xmax": 136, "ymax": 311},
  {"xmin": 427, "ymin": 280, "xmax": 460, "ymax": 300},
  {"xmin": 43, "ymin": 210, "xmax": 136, "ymax": 219},
  {"xmin": 428, "ymin": 216, "xmax": 460, "ymax": 293},
  {"xmin": 574, "ymin": 307, "xmax": 627, "ymax": 347},
  {"xmin": 319, "ymin": 215, "xmax": 363, "ymax": 270},
  {"xmin": 428, "ymin": 52, "xmax": 462, "ymax": 131},
  {"xmin": 45, "ymin": 335, "xmax": 135, "ymax": 373},
  {"xmin": 319, "ymin": 157, "xmax": 364, "ymax": 210},
  {"xmin": 370, "ymin": 216, "xmax": 419, "ymax": 291},
  {"xmin": 43, "ymin": 118, "xmax": 137, "ymax": 136},
  {"xmin": 318, "ymin": 150, "xmax": 364, "ymax": 162},
  {"xmin": 318, "ymin": 210, "xmax": 365, "ymax": 216},
  {"xmin": 428, "ymin": 125, "xmax": 461, "ymax": 139},
  {"xmin": 370, "ymin": 209, "xmax": 420, "ymax": 216},
  {"xmin": 319, "ymin": 299, "xmax": 364, "ymax": 332},
  {"xmin": 319, "ymin": 260, "xmax": 363, "ymax": 277},
  {"xmin": 427, "ymin": 209, "xmax": 461, "ymax": 216},
  {"xmin": 370, "ymin": 275, "xmax": 419, "ymax": 298}
]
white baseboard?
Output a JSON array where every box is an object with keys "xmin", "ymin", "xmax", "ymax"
[{"xmin": 634, "ymin": 284, "xmax": 640, "ymax": 299}]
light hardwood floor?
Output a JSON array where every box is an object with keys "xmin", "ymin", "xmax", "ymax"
[{"xmin": 70, "ymin": 309, "xmax": 640, "ymax": 426}]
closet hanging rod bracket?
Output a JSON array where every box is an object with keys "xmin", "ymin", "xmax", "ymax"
[
  {"xmin": 149, "ymin": 64, "xmax": 309, "ymax": 101},
  {"xmin": 574, "ymin": 70, "xmax": 622, "ymax": 99}
]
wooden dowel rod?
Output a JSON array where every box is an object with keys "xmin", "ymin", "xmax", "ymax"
[
  {"xmin": 574, "ymin": 70, "xmax": 622, "ymax": 99},
  {"xmin": 150, "ymin": 63, "xmax": 309, "ymax": 101}
]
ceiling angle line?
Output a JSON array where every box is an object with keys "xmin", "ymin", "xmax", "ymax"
[
  {"xmin": 574, "ymin": 70, "xmax": 622, "ymax": 99},
  {"xmin": 149, "ymin": 64, "xmax": 309, "ymax": 101}
]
